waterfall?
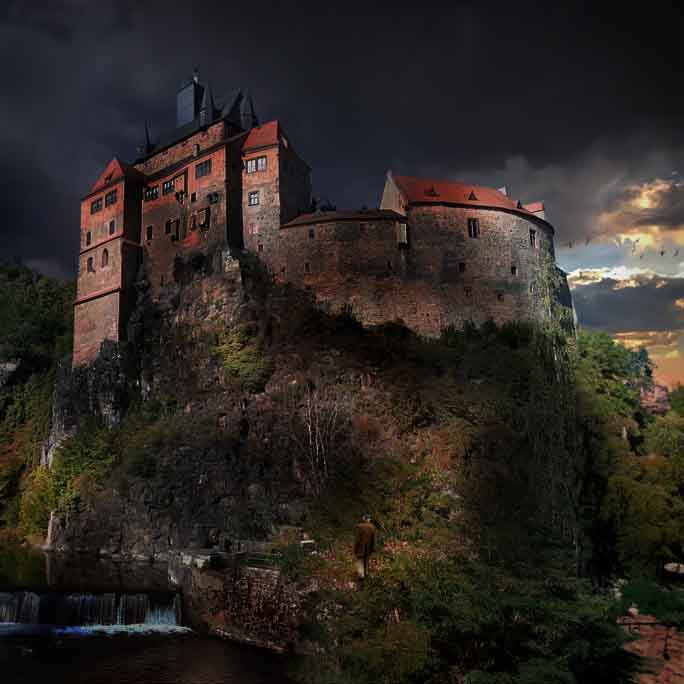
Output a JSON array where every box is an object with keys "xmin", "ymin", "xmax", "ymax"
[{"xmin": 0, "ymin": 591, "xmax": 181, "ymax": 626}]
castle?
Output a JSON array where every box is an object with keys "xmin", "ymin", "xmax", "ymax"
[{"xmin": 73, "ymin": 72, "xmax": 572, "ymax": 367}]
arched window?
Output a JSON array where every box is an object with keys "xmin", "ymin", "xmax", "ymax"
[
  {"xmin": 87, "ymin": 257, "xmax": 94, "ymax": 273},
  {"xmin": 102, "ymin": 249, "xmax": 109, "ymax": 268}
]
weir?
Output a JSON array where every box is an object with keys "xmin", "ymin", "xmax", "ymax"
[{"xmin": 0, "ymin": 590, "xmax": 181, "ymax": 627}]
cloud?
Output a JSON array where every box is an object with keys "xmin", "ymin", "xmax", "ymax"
[{"xmin": 571, "ymin": 273, "xmax": 684, "ymax": 333}]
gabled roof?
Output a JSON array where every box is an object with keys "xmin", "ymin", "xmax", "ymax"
[
  {"xmin": 282, "ymin": 208, "xmax": 404, "ymax": 229},
  {"xmin": 523, "ymin": 201, "xmax": 545, "ymax": 213},
  {"xmin": 391, "ymin": 173, "xmax": 549, "ymax": 227},
  {"xmin": 89, "ymin": 157, "xmax": 143, "ymax": 194},
  {"xmin": 242, "ymin": 120, "xmax": 280, "ymax": 152}
]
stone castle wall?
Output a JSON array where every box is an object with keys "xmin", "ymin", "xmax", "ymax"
[{"xmin": 274, "ymin": 205, "xmax": 559, "ymax": 336}]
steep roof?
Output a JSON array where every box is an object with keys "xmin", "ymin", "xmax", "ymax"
[
  {"xmin": 242, "ymin": 120, "xmax": 280, "ymax": 152},
  {"xmin": 392, "ymin": 174, "xmax": 548, "ymax": 224},
  {"xmin": 282, "ymin": 208, "xmax": 404, "ymax": 229},
  {"xmin": 89, "ymin": 157, "xmax": 143, "ymax": 194}
]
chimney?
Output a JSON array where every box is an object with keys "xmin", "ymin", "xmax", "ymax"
[
  {"xmin": 177, "ymin": 69, "xmax": 204, "ymax": 128},
  {"xmin": 498, "ymin": 185, "xmax": 509, "ymax": 197}
]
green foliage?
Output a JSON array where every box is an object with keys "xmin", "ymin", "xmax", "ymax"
[
  {"xmin": 644, "ymin": 414, "xmax": 684, "ymax": 458},
  {"xmin": 19, "ymin": 422, "xmax": 115, "ymax": 534},
  {"xmin": 670, "ymin": 384, "xmax": 684, "ymax": 416},
  {"xmin": 214, "ymin": 324, "xmax": 273, "ymax": 392},
  {"xmin": 0, "ymin": 261, "xmax": 74, "ymax": 367},
  {"xmin": 619, "ymin": 579, "xmax": 684, "ymax": 627}
]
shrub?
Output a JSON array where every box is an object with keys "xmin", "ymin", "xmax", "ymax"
[{"xmin": 214, "ymin": 324, "xmax": 273, "ymax": 392}]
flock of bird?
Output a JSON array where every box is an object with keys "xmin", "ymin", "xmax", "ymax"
[{"xmin": 564, "ymin": 236, "xmax": 680, "ymax": 260}]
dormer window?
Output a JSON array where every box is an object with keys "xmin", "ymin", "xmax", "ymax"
[
  {"xmin": 90, "ymin": 198, "xmax": 102, "ymax": 214},
  {"xmin": 105, "ymin": 189, "xmax": 117, "ymax": 207},
  {"xmin": 467, "ymin": 218, "xmax": 480, "ymax": 238}
]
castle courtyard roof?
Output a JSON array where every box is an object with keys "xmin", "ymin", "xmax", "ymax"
[
  {"xmin": 281, "ymin": 208, "xmax": 404, "ymax": 229},
  {"xmin": 392, "ymin": 174, "xmax": 549, "ymax": 227}
]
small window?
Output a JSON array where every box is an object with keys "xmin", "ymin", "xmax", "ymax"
[
  {"xmin": 86, "ymin": 231, "xmax": 92, "ymax": 246},
  {"xmin": 144, "ymin": 186, "xmax": 159, "ymax": 201},
  {"xmin": 258, "ymin": 243, "xmax": 264, "ymax": 253},
  {"xmin": 171, "ymin": 219, "xmax": 180, "ymax": 241},
  {"xmin": 146, "ymin": 225, "xmax": 153, "ymax": 241},
  {"xmin": 165, "ymin": 219, "xmax": 172, "ymax": 235},
  {"xmin": 90, "ymin": 197, "xmax": 102, "ymax": 214},
  {"xmin": 105, "ymin": 189, "xmax": 117, "ymax": 207},
  {"xmin": 304, "ymin": 262, "xmax": 311, "ymax": 274},
  {"xmin": 108, "ymin": 219, "xmax": 115, "ymax": 235},
  {"xmin": 190, "ymin": 214, "xmax": 197, "ymax": 231},
  {"xmin": 497, "ymin": 291, "xmax": 504, "ymax": 302},
  {"xmin": 87, "ymin": 256, "xmax": 94, "ymax": 273},
  {"xmin": 529, "ymin": 229, "xmax": 537, "ymax": 248},
  {"xmin": 102, "ymin": 249, "xmax": 109, "ymax": 268},
  {"xmin": 162, "ymin": 179, "xmax": 175, "ymax": 195},
  {"xmin": 387, "ymin": 260, "xmax": 393, "ymax": 272},
  {"xmin": 464, "ymin": 286, "xmax": 473, "ymax": 298},
  {"xmin": 246, "ymin": 158, "xmax": 257, "ymax": 173},
  {"xmin": 257, "ymin": 156, "xmax": 267, "ymax": 171},
  {"xmin": 195, "ymin": 159, "xmax": 212, "ymax": 178},
  {"xmin": 199, "ymin": 207, "xmax": 210, "ymax": 230},
  {"xmin": 191, "ymin": 192, "xmax": 197, "ymax": 203},
  {"xmin": 396, "ymin": 222, "xmax": 408, "ymax": 245},
  {"xmin": 529, "ymin": 282, "xmax": 534, "ymax": 294},
  {"xmin": 467, "ymin": 217, "xmax": 480, "ymax": 238},
  {"xmin": 308, "ymin": 228, "xmax": 315, "ymax": 240},
  {"xmin": 458, "ymin": 262, "xmax": 466, "ymax": 273},
  {"xmin": 511, "ymin": 265, "xmax": 518, "ymax": 276},
  {"xmin": 248, "ymin": 191, "xmax": 260, "ymax": 206}
]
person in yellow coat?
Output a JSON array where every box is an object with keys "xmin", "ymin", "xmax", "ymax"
[{"xmin": 353, "ymin": 514, "xmax": 376, "ymax": 580}]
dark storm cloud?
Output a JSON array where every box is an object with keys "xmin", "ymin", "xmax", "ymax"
[
  {"xmin": 572, "ymin": 276, "xmax": 684, "ymax": 333},
  {"xmin": 1, "ymin": 1, "xmax": 684, "ymax": 279},
  {"xmin": 609, "ymin": 181, "xmax": 684, "ymax": 231}
]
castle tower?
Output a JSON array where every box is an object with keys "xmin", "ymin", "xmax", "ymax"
[
  {"xmin": 73, "ymin": 158, "xmax": 143, "ymax": 366},
  {"xmin": 241, "ymin": 120, "xmax": 311, "ymax": 267}
]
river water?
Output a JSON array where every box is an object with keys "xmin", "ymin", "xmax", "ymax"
[{"xmin": 0, "ymin": 546, "xmax": 291, "ymax": 684}]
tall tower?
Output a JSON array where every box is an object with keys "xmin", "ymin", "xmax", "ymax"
[{"xmin": 73, "ymin": 158, "xmax": 143, "ymax": 366}]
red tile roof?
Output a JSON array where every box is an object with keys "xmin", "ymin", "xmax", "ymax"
[
  {"xmin": 282, "ymin": 209, "xmax": 404, "ymax": 229},
  {"xmin": 242, "ymin": 120, "xmax": 280, "ymax": 151},
  {"xmin": 392, "ymin": 174, "xmax": 548, "ymax": 224},
  {"xmin": 89, "ymin": 157, "xmax": 140, "ymax": 194},
  {"xmin": 523, "ymin": 201, "xmax": 545, "ymax": 213}
]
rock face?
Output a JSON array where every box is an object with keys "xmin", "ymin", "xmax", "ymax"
[{"xmin": 42, "ymin": 342, "xmax": 129, "ymax": 466}]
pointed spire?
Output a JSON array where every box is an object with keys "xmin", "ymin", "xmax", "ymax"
[
  {"xmin": 240, "ymin": 91, "xmax": 258, "ymax": 130},
  {"xmin": 144, "ymin": 120, "xmax": 152, "ymax": 151},
  {"xmin": 199, "ymin": 82, "xmax": 216, "ymax": 126}
]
